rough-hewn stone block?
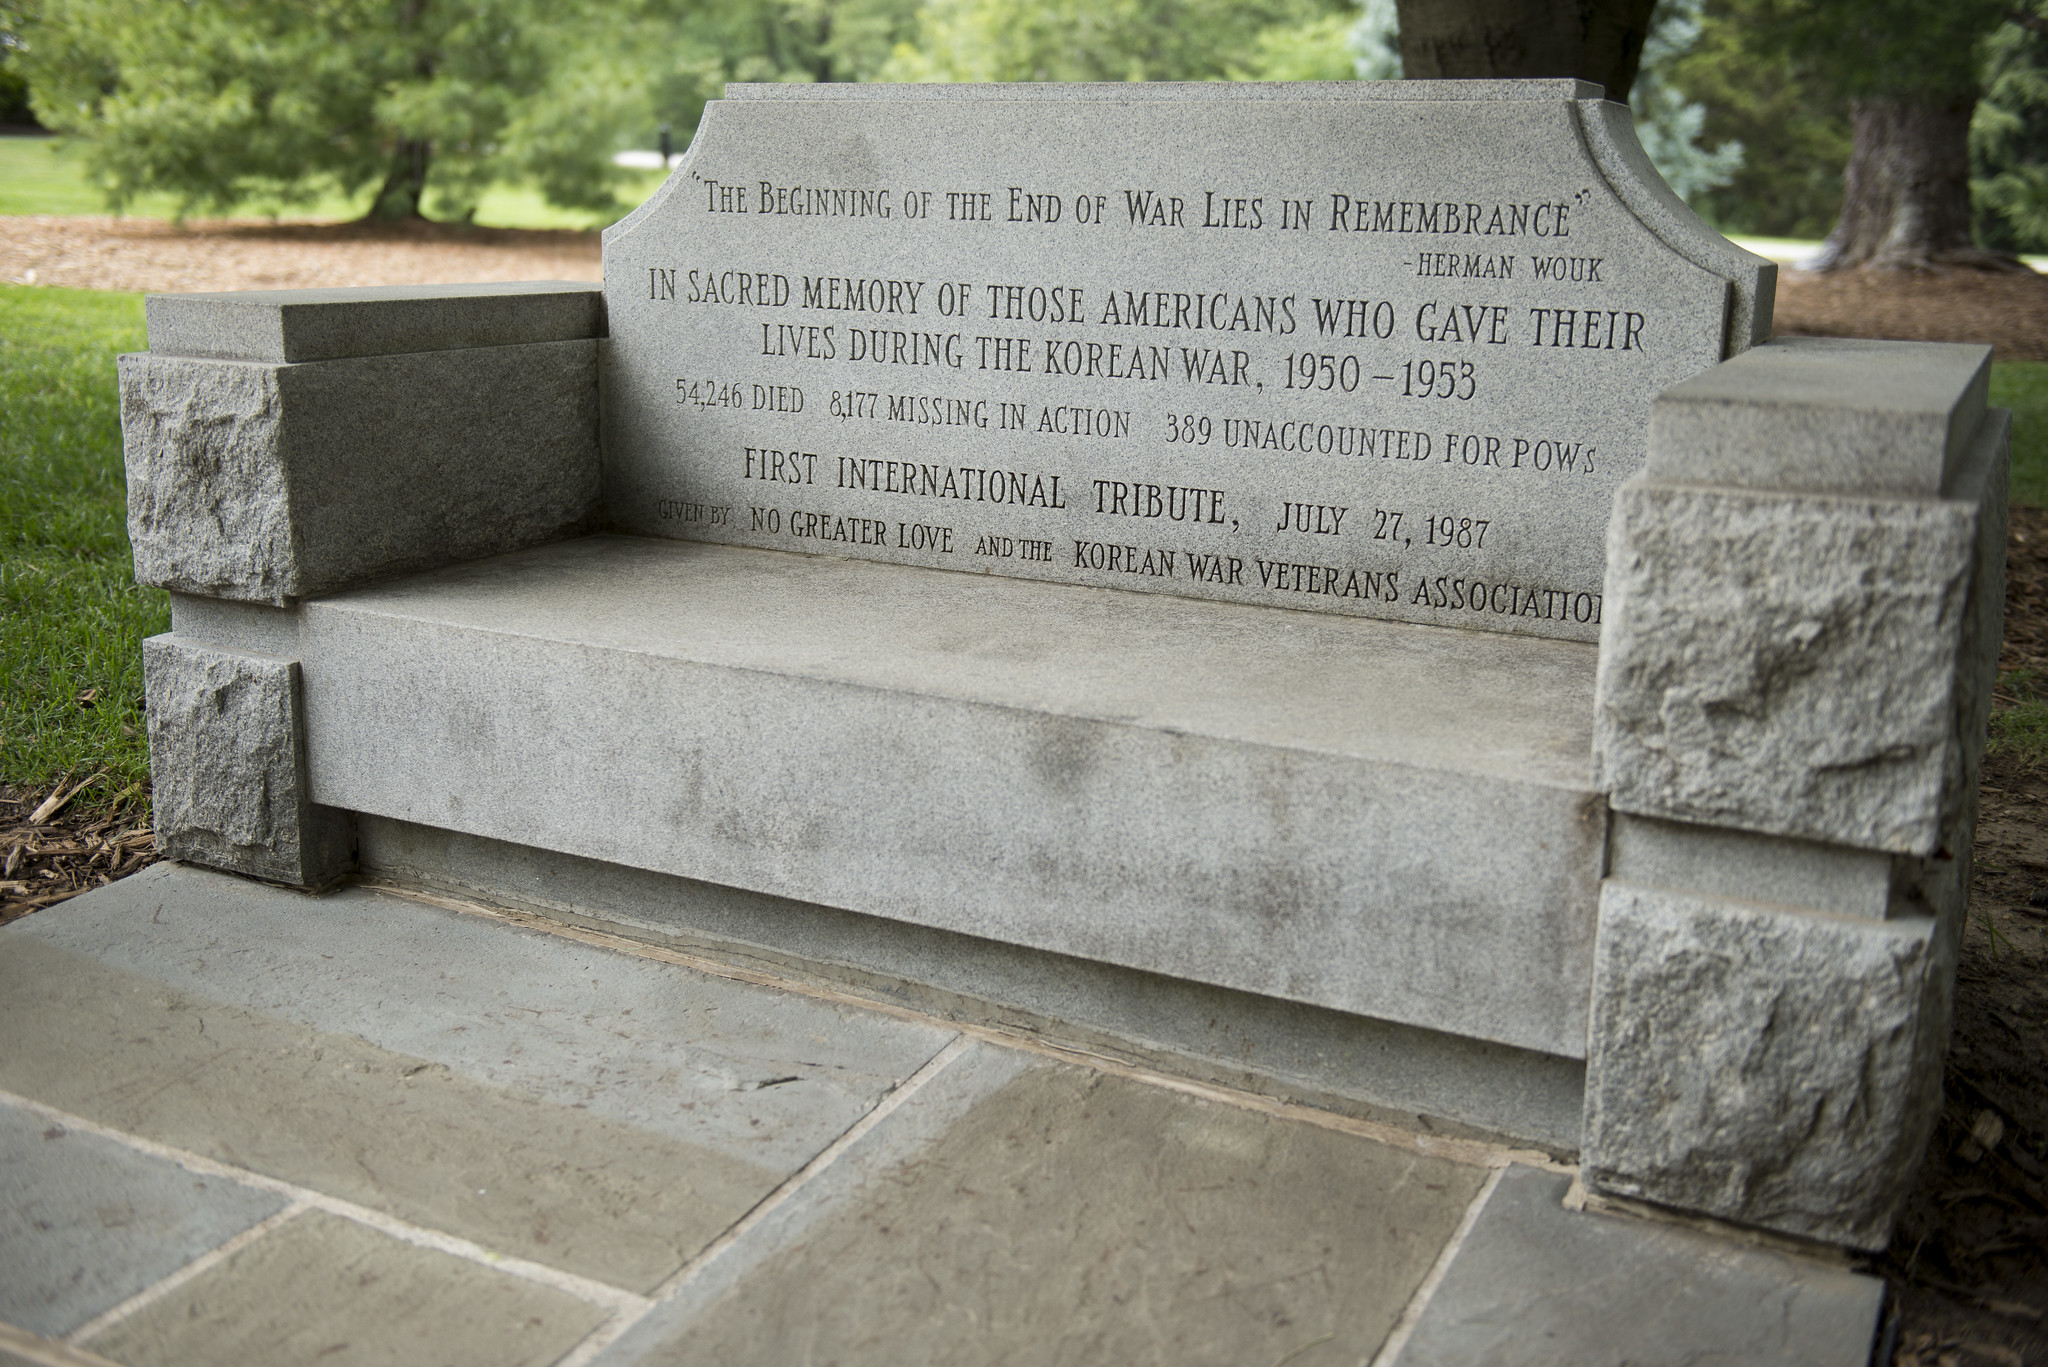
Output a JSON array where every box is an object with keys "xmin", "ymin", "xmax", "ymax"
[
  {"xmin": 1595, "ymin": 481, "xmax": 1978, "ymax": 855},
  {"xmin": 1582, "ymin": 881, "xmax": 1949, "ymax": 1249},
  {"xmin": 122, "ymin": 339, "xmax": 601, "ymax": 604},
  {"xmin": 142, "ymin": 636, "xmax": 352, "ymax": 886}
]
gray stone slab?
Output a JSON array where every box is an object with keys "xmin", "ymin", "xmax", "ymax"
[
  {"xmin": 1582, "ymin": 881, "xmax": 1946, "ymax": 1249},
  {"xmin": 1605, "ymin": 813, "xmax": 1895, "ymax": 921},
  {"xmin": 164, "ymin": 594, "xmax": 301, "ymax": 659},
  {"xmin": 1570, "ymin": 97, "xmax": 1773, "ymax": 352},
  {"xmin": 354, "ymin": 813, "xmax": 1590, "ymax": 1153},
  {"xmin": 1647, "ymin": 336, "xmax": 1991, "ymax": 497},
  {"xmin": 602, "ymin": 1043, "xmax": 1487, "ymax": 1367},
  {"xmin": 121, "ymin": 339, "xmax": 602, "ymax": 604},
  {"xmin": 1389, "ymin": 1166, "xmax": 1883, "ymax": 1367},
  {"xmin": 81, "ymin": 1209, "xmax": 605, "ymax": 1367},
  {"xmin": 600, "ymin": 1038, "xmax": 1042, "ymax": 1361},
  {"xmin": 284, "ymin": 534, "xmax": 1605, "ymax": 1057},
  {"xmin": 144, "ymin": 281, "xmax": 605, "ymax": 364},
  {"xmin": 18, "ymin": 862, "xmax": 958, "ymax": 1179},
  {"xmin": 0, "ymin": 921, "xmax": 865, "ymax": 1293},
  {"xmin": 602, "ymin": 81, "xmax": 1768, "ymax": 642},
  {"xmin": 141, "ymin": 638, "xmax": 352, "ymax": 887},
  {"xmin": 0, "ymin": 1101, "xmax": 289, "ymax": 1338}
]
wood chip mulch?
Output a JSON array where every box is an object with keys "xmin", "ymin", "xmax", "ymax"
[
  {"xmin": 1775, "ymin": 265, "xmax": 2048, "ymax": 362},
  {"xmin": 0, "ymin": 784, "xmax": 160, "ymax": 927},
  {"xmin": 0, "ymin": 214, "xmax": 600, "ymax": 293}
]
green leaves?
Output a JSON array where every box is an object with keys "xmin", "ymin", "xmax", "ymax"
[
  {"xmin": 875, "ymin": 0, "xmax": 1352, "ymax": 84},
  {"xmin": 14, "ymin": 0, "xmax": 641, "ymax": 219},
  {"xmin": 9, "ymin": 0, "xmax": 1367, "ymax": 221},
  {"xmin": 1973, "ymin": 4, "xmax": 2048, "ymax": 253}
]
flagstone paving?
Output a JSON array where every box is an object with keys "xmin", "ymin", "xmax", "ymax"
[{"xmin": 0, "ymin": 863, "xmax": 1884, "ymax": 1366}]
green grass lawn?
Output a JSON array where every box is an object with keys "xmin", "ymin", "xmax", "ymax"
[
  {"xmin": 0, "ymin": 134, "xmax": 661, "ymax": 228},
  {"xmin": 2, "ymin": 284, "xmax": 2045, "ymax": 806},
  {"xmin": 1995, "ymin": 360, "xmax": 2048, "ymax": 506},
  {"xmin": 0, "ymin": 284, "xmax": 161, "ymax": 811},
  {"xmin": 1990, "ymin": 360, "xmax": 2048, "ymax": 765}
]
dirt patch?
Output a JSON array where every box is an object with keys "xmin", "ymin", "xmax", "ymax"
[
  {"xmin": 1888, "ymin": 755, "xmax": 2048, "ymax": 1367},
  {"xmin": 1878, "ymin": 505, "xmax": 2048, "ymax": 1367},
  {"xmin": 2007, "ymin": 510, "xmax": 2048, "ymax": 678},
  {"xmin": 1775, "ymin": 266, "xmax": 2048, "ymax": 362},
  {"xmin": 0, "ymin": 784, "xmax": 158, "ymax": 926},
  {"xmin": 0, "ymin": 215, "xmax": 600, "ymax": 293}
]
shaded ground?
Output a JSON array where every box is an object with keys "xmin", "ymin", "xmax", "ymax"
[
  {"xmin": 1881, "ymin": 505, "xmax": 2048, "ymax": 1367},
  {"xmin": 1776, "ymin": 266, "xmax": 2048, "ymax": 362},
  {"xmin": 0, "ymin": 215, "xmax": 601, "ymax": 293}
]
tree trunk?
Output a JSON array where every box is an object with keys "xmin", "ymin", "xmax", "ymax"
[
  {"xmin": 365, "ymin": 0, "xmax": 435, "ymax": 222},
  {"xmin": 1811, "ymin": 98, "xmax": 2022, "ymax": 272},
  {"xmin": 367, "ymin": 139, "xmax": 431, "ymax": 221},
  {"xmin": 1393, "ymin": 0, "xmax": 1659, "ymax": 102}
]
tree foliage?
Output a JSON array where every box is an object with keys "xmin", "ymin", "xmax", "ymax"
[
  {"xmin": 875, "ymin": 0, "xmax": 1356, "ymax": 84},
  {"xmin": 1628, "ymin": 0, "xmax": 1741, "ymax": 203},
  {"xmin": 1668, "ymin": 0, "xmax": 2035, "ymax": 263},
  {"xmin": 0, "ymin": 28, "xmax": 37, "ymax": 126},
  {"xmin": 1974, "ymin": 4, "xmax": 2048, "ymax": 253},
  {"xmin": 1661, "ymin": 0, "xmax": 1848, "ymax": 238},
  {"xmin": 18, "ymin": 0, "xmax": 2028, "ymax": 248},
  {"xmin": 5, "ymin": 0, "xmax": 929, "ymax": 219},
  {"xmin": 18, "ymin": 0, "xmax": 1366, "ymax": 219},
  {"xmin": 1734, "ymin": 0, "xmax": 2012, "ymax": 268},
  {"xmin": 15, "ymin": 0, "xmax": 563, "ymax": 217}
]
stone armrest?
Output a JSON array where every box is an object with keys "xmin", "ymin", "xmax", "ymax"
[
  {"xmin": 1598, "ymin": 335, "xmax": 2005, "ymax": 861},
  {"xmin": 120, "ymin": 282, "xmax": 607, "ymax": 605},
  {"xmin": 1582, "ymin": 335, "xmax": 2008, "ymax": 1247}
]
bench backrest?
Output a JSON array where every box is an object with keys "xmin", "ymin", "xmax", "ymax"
[{"xmin": 599, "ymin": 79, "xmax": 1772, "ymax": 642}]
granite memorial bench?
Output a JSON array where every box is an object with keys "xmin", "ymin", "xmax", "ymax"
[{"xmin": 120, "ymin": 78, "xmax": 2007, "ymax": 1253}]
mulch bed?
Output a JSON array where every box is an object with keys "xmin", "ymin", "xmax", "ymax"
[
  {"xmin": 0, "ymin": 784, "xmax": 158, "ymax": 927},
  {"xmin": 0, "ymin": 215, "xmax": 600, "ymax": 293},
  {"xmin": 1775, "ymin": 265, "xmax": 2048, "ymax": 362},
  {"xmin": 1891, "ymin": 767, "xmax": 2048, "ymax": 1367},
  {"xmin": 1880, "ymin": 505, "xmax": 2048, "ymax": 1367}
]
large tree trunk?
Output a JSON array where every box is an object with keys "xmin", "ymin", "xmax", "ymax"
[
  {"xmin": 365, "ymin": 0, "xmax": 435, "ymax": 222},
  {"xmin": 1811, "ymin": 98, "xmax": 2022, "ymax": 273},
  {"xmin": 1393, "ymin": 0, "xmax": 1659, "ymax": 103},
  {"xmin": 367, "ymin": 139, "xmax": 431, "ymax": 221}
]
